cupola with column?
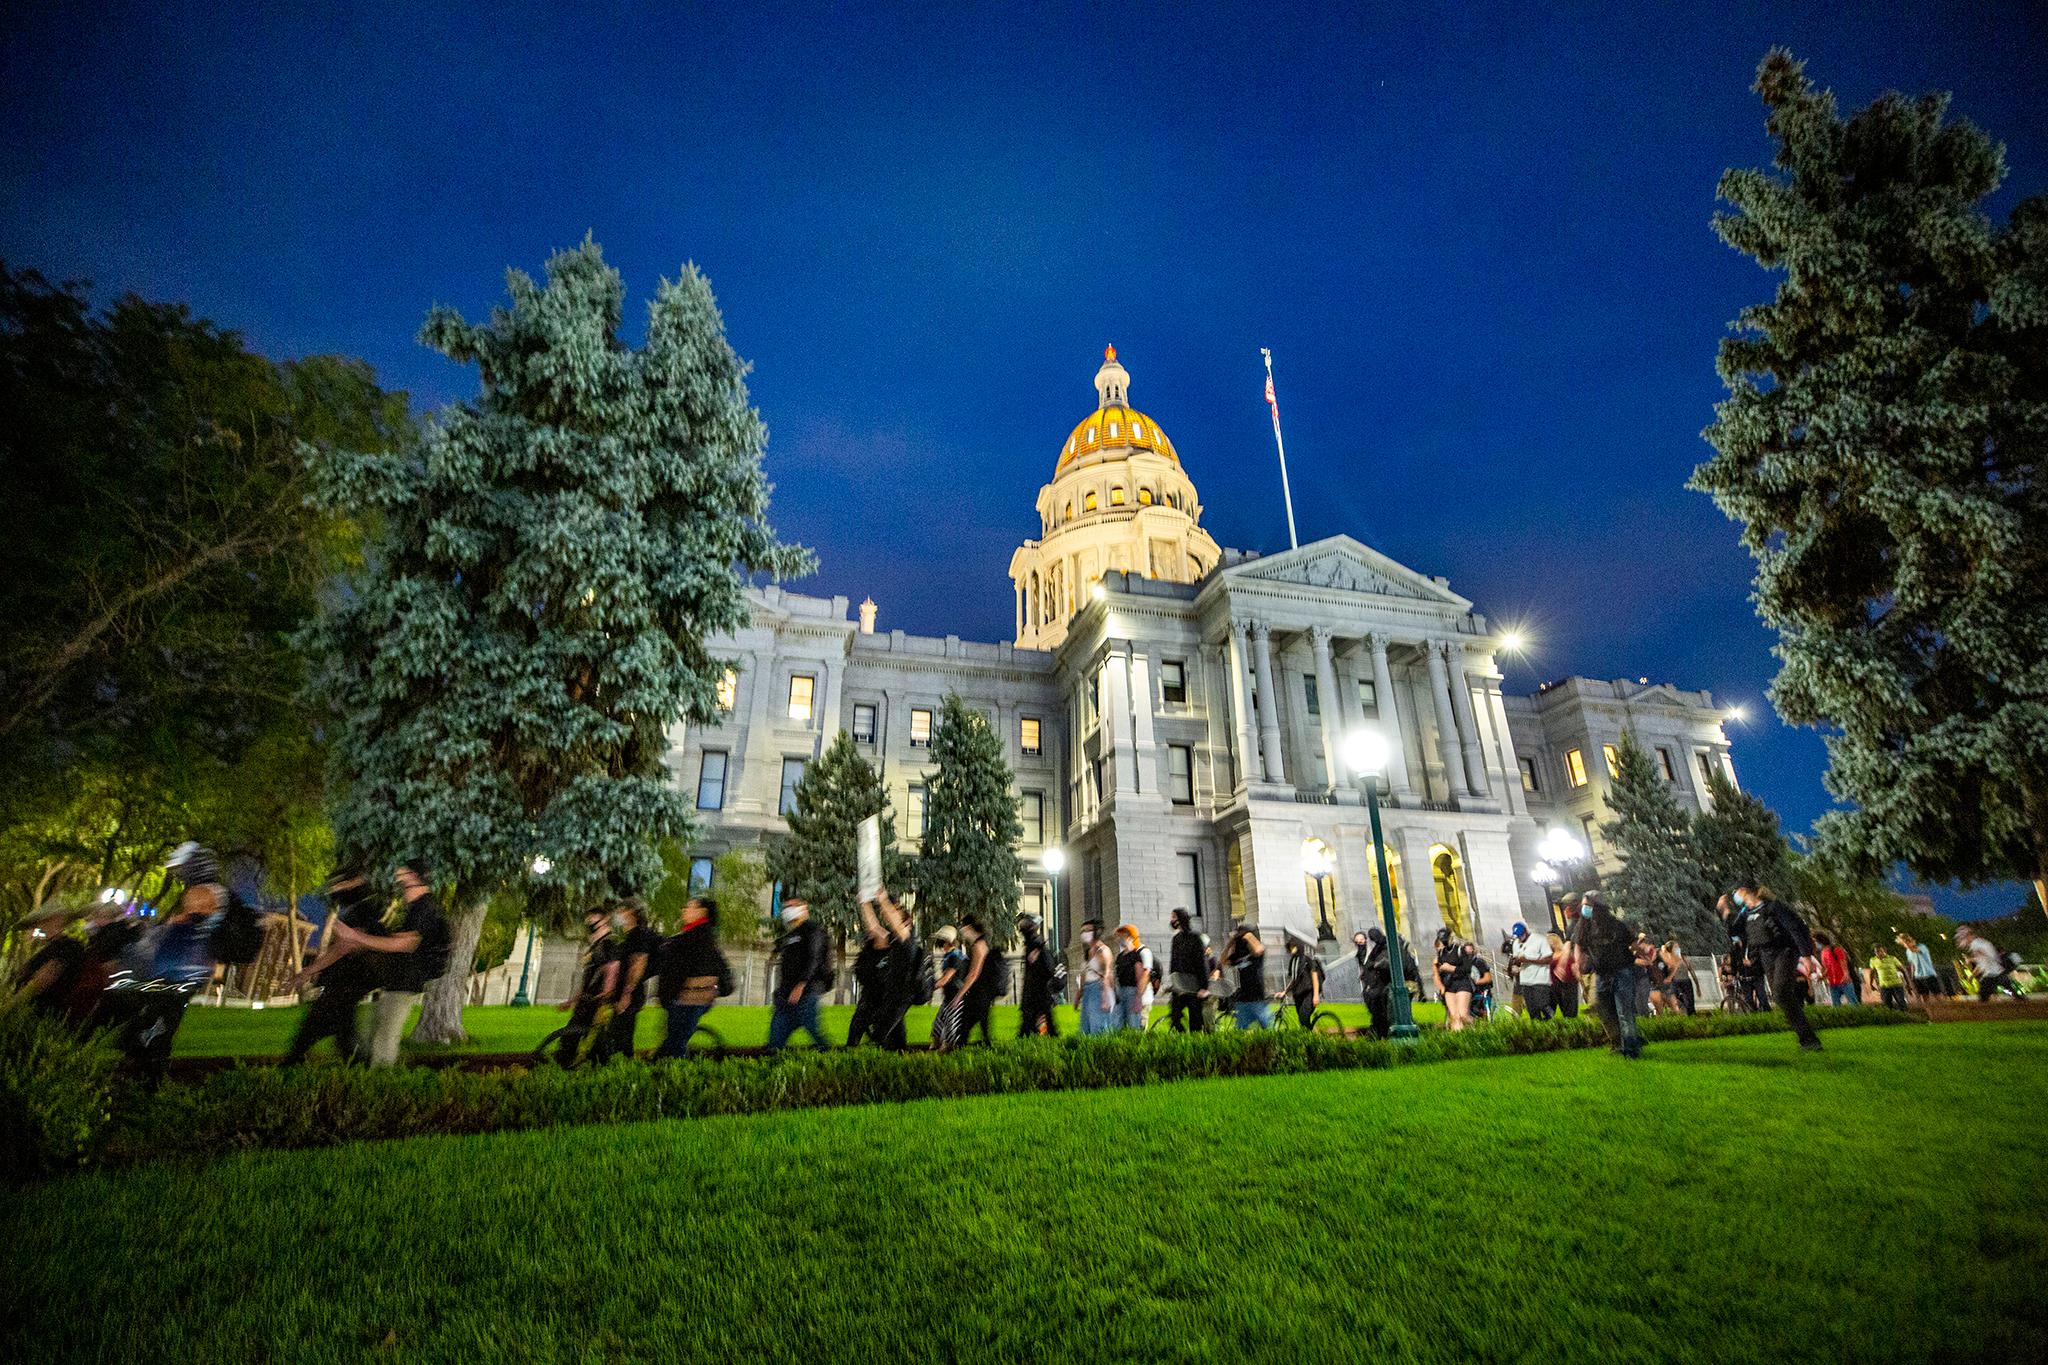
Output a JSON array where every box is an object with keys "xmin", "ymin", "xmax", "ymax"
[{"xmin": 1009, "ymin": 346, "xmax": 1221, "ymax": 650}]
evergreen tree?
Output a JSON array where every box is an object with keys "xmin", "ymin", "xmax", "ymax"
[
  {"xmin": 766, "ymin": 730, "xmax": 914, "ymax": 957},
  {"xmin": 1691, "ymin": 767, "xmax": 1795, "ymax": 900},
  {"xmin": 1692, "ymin": 51, "xmax": 2048, "ymax": 919},
  {"xmin": 1599, "ymin": 732, "xmax": 1721, "ymax": 951},
  {"xmin": 303, "ymin": 242, "xmax": 809, "ymax": 1042},
  {"xmin": 917, "ymin": 694, "xmax": 1024, "ymax": 944}
]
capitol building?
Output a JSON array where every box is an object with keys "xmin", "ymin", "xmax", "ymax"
[{"xmin": 663, "ymin": 348, "xmax": 1738, "ymax": 962}]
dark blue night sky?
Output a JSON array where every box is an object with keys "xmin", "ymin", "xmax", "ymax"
[{"xmin": 5, "ymin": 3, "xmax": 2041, "ymax": 916}]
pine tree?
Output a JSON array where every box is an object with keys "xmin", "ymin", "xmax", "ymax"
[
  {"xmin": 917, "ymin": 694, "xmax": 1024, "ymax": 945},
  {"xmin": 1600, "ymin": 732, "xmax": 1722, "ymax": 951},
  {"xmin": 765, "ymin": 730, "xmax": 914, "ymax": 957},
  {"xmin": 1692, "ymin": 51, "xmax": 2048, "ymax": 919},
  {"xmin": 1691, "ymin": 767, "xmax": 1795, "ymax": 901},
  {"xmin": 302, "ymin": 241, "xmax": 810, "ymax": 1042}
]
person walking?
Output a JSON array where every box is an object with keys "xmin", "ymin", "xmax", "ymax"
[
  {"xmin": 1018, "ymin": 913, "xmax": 1061, "ymax": 1038},
  {"xmin": 1167, "ymin": 909, "xmax": 1210, "ymax": 1032},
  {"xmin": 765, "ymin": 898, "xmax": 832, "ymax": 1052},
  {"xmin": 846, "ymin": 893, "xmax": 904, "ymax": 1049},
  {"xmin": 596, "ymin": 898, "xmax": 659, "ymax": 1062},
  {"xmin": 349, "ymin": 862, "xmax": 450, "ymax": 1066},
  {"xmin": 1111, "ymin": 924, "xmax": 1153, "ymax": 1031},
  {"xmin": 1573, "ymin": 891, "xmax": 1645, "ymax": 1059},
  {"xmin": 1224, "ymin": 924, "xmax": 1271, "ymax": 1029},
  {"xmin": 108, "ymin": 843, "xmax": 259, "ymax": 1087},
  {"xmin": 1659, "ymin": 940, "xmax": 1697, "ymax": 1016},
  {"xmin": 1075, "ymin": 919, "xmax": 1116, "ymax": 1036},
  {"xmin": 555, "ymin": 905, "xmax": 618, "ymax": 1066},
  {"xmin": 953, "ymin": 914, "xmax": 1001, "ymax": 1046},
  {"xmin": 283, "ymin": 863, "xmax": 385, "ymax": 1065},
  {"xmin": 1546, "ymin": 929, "xmax": 1580, "ymax": 1019},
  {"xmin": 1285, "ymin": 937, "xmax": 1325, "ymax": 1028},
  {"xmin": 931, "ymin": 925, "xmax": 966, "ymax": 1048},
  {"xmin": 1867, "ymin": 945, "xmax": 1909, "ymax": 1011},
  {"xmin": 1898, "ymin": 933, "xmax": 1941, "ymax": 1001},
  {"xmin": 1955, "ymin": 926, "xmax": 2022, "ymax": 1002},
  {"xmin": 1508, "ymin": 922, "xmax": 1554, "ymax": 1020},
  {"xmin": 1815, "ymin": 932, "xmax": 1857, "ymax": 1007},
  {"xmin": 1434, "ymin": 930, "xmax": 1477, "ymax": 1031},
  {"xmin": 1356, "ymin": 928, "xmax": 1393, "ymax": 1038},
  {"xmin": 1722, "ymin": 883, "xmax": 1823, "ymax": 1051},
  {"xmin": 655, "ymin": 894, "xmax": 725, "ymax": 1059}
]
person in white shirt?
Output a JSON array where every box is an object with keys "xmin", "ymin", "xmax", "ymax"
[
  {"xmin": 1507, "ymin": 921, "xmax": 1555, "ymax": 1019},
  {"xmin": 1957, "ymin": 926, "xmax": 2022, "ymax": 1002}
]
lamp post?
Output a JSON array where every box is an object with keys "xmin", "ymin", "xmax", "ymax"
[
  {"xmin": 512, "ymin": 855, "xmax": 551, "ymax": 1007},
  {"xmin": 1041, "ymin": 846, "xmax": 1066, "ymax": 946},
  {"xmin": 1529, "ymin": 862, "xmax": 1560, "ymax": 933},
  {"xmin": 1343, "ymin": 729, "xmax": 1419, "ymax": 1042},
  {"xmin": 1301, "ymin": 839, "xmax": 1337, "ymax": 942},
  {"xmin": 1533, "ymin": 828, "xmax": 1587, "ymax": 936}
]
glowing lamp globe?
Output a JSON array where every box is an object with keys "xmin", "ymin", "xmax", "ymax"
[{"xmin": 1343, "ymin": 729, "xmax": 1390, "ymax": 776}]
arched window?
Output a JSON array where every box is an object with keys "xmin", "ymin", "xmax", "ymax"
[
  {"xmin": 1087, "ymin": 426, "xmax": 1097, "ymax": 444},
  {"xmin": 1028, "ymin": 572, "xmax": 1040, "ymax": 628},
  {"xmin": 1063, "ymin": 500, "xmax": 1072, "ymax": 521},
  {"xmin": 1110, "ymin": 486, "xmax": 1126, "ymax": 506},
  {"xmin": 1137, "ymin": 487, "xmax": 1153, "ymax": 506},
  {"xmin": 1084, "ymin": 491, "xmax": 1098, "ymax": 512},
  {"xmin": 1107, "ymin": 422, "xmax": 1119, "ymax": 439}
]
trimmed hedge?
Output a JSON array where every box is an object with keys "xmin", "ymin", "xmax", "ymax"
[
  {"xmin": 1, "ymin": 1008, "xmax": 120, "ymax": 1181},
  {"xmin": 100, "ymin": 1005, "xmax": 1918, "ymax": 1168}
]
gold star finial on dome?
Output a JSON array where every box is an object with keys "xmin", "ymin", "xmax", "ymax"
[{"xmin": 1105, "ymin": 344, "xmax": 1116, "ymax": 362}]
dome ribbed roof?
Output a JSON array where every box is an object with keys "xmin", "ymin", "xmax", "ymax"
[{"xmin": 1056, "ymin": 345, "xmax": 1178, "ymax": 471}]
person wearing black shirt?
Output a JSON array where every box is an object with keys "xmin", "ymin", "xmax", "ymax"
[
  {"xmin": 656, "ymin": 894, "xmax": 726, "ymax": 1059},
  {"xmin": 595, "ymin": 898, "xmax": 660, "ymax": 1063},
  {"xmin": 9, "ymin": 913, "xmax": 87, "ymax": 1022},
  {"xmin": 283, "ymin": 865, "xmax": 384, "ymax": 1065},
  {"xmin": 1435, "ymin": 930, "xmax": 1478, "ymax": 1031},
  {"xmin": 847, "ymin": 890, "xmax": 913, "ymax": 1049},
  {"xmin": 766, "ymin": 899, "xmax": 832, "ymax": 1052},
  {"xmin": 1723, "ymin": 883, "xmax": 1822, "ymax": 1051},
  {"xmin": 954, "ymin": 914, "xmax": 1001, "ymax": 1047},
  {"xmin": 557, "ymin": 906, "xmax": 618, "ymax": 1066},
  {"xmin": 1224, "ymin": 925, "xmax": 1271, "ymax": 1029},
  {"xmin": 1572, "ymin": 891, "xmax": 1645, "ymax": 1059},
  {"xmin": 1286, "ymin": 938, "xmax": 1325, "ymax": 1027},
  {"xmin": 1018, "ymin": 912, "xmax": 1060, "ymax": 1038},
  {"xmin": 336, "ymin": 863, "xmax": 451, "ymax": 1066},
  {"xmin": 1166, "ymin": 908, "xmax": 1209, "ymax": 1032}
]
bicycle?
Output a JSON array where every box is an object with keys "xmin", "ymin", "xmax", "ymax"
[
  {"xmin": 532, "ymin": 1010, "xmax": 728, "ymax": 1064},
  {"xmin": 1195, "ymin": 995, "xmax": 1347, "ymax": 1036}
]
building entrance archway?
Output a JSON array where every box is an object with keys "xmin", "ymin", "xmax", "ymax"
[{"xmin": 1430, "ymin": 844, "xmax": 1472, "ymax": 941}]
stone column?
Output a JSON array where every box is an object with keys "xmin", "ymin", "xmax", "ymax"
[
  {"xmin": 1228, "ymin": 621, "xmax": 1260, "ymax": 793},
  {"xmin": 1308, "ymin": 625, "xmax": 1344, "ymax": 790},
  {"xmin": 1424, "ymin": 641, "xmax": 1473, "ymax": 801},
  {"xmin": 1129, "ymin": 646, "xmax": 1159, "ymax": 795},
  {"xmin": 1249, "ymin": 621, "xmax": 1288, "ymax": 785},
  {"xmin": 1102, "ymin": 648, "xmax": 1139, "ymax": 796},
  {"xmin": 1366, "ymin": 634, "xmax": 1415, "ymax": 799},
  {"xmin": 816, "ymin": 652, "xmax": 845, "ymax": 757},
  {"xmin": 1447, "ymin": 647, "xmax": 1489, "ymax": 796}
]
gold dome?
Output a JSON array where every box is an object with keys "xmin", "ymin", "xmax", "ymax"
[{"xmin": 1056, "ymin": 345, "xmax": 1178, "ymax": 471}]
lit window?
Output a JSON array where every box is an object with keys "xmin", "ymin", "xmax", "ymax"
[
  {"xmin": 696, "ymin": 751, "xmax": 727, "ymax": 810},
  {"xmin": 1020, "ymin": 717, "xmax": 1042, "ymax": 755},
  {"xmin": 1357, "ymin": 679, "xmax": 1378, "ymax": 713},
  {"xmin": 1138, "ymin": 488, "xmax": 1153, "ymax": 505},
  {"xmin": 1519, "ymin": 757, "xmax": 1539, "ymax": 793},
  {"xmin": 1160, "ymin": 660, "xmax": 1187, "ymax": 704},
  {"xmin": 1020, "ymin": 791, "xmax": 1044, "ymax": 845},
  {"xmin": 1063, "ymin": 501, "xmax": 1072, "ymax": 520},
  {"xmin": 910, "ymin": 707, "xmax": 933, "ymax": 747},
  {"xmin": 1107, "ymin": 422, "xmax": 1119, "ymax": 438},
  {"xmin": 787, "ymin": 674, "xmax": 815, "ymax": 723},
  {"xmin": 852, "ymin": 703, "xmax": 877, "ymax": 744},
  {"xmin": 1603, "ymin": 744, "xmax": 1620, "ymax": 779},
  {"xmin": 688, "ymin": 857, "xmax": 714, "ymax": 893},
  {"xmin": 1657, "ymin": 747, "xmax": 1677, "ymax": 782},
  {"xmin": 715, "ymin": 668, "xmax": 737, "ymax": 714},
  {"xmin": 779, "ymin": 758, "xmax": 805, "ymax": 816},
  {"xmin": 1303, "ymin": 674, "xmax": 1320, "ymax": 715},
  {"xmin": 1110, "ymin": 486, "xmax": 1126, "ymax": 505},
  {"xmin": 1565, "ymin": 748, "xmax": 1588, "ymax": 788},
  {"xmin": 1087, "ymin": 427, "xmax": 1097, "ymax": 444},
  {"xmin": 907, "ymin": 784, "xmax": 928, "ymax": 837},
  {"xmin": 1168, "ymin": 745, "xmax": 1194, "ymax": 804},
  {"xmin": 1084, "ymin": 491, "xmax": 1098, "ymax": 512}
]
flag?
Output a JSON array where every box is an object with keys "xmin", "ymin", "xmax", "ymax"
[{"xmin": 1264, "ymin": 373, "xmax": 1277, "ymax": 412}]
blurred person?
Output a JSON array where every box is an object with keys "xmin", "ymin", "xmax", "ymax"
[
  {"xmin": 953, "ymin": 914, "xmax": 1002, "ymax": 1047},
  {"xmin": 556, "ymin": 905, "xmax": 618, "ymax": 1066},
  {"xmin": 846, "ymin": 890, "xmax": 908, "ymax": 1049},
  {"xmin": 1468, "ymin": 946, "xmax": 1496, "ymax": 1020},
  {"xmin": 1815, "ymin": 932, "xmax": 1857, "ymax": 1007},
  {"xmin": 1867, "ymin": 944, "xmax": 1909, "ymax": 1011},
  {"xmin": 1508, "ymin": 922, "xmax": 1554, "ymax": 1020},
  {"xmin": 1547, "ymin": 927, "xmax": 1581, "ymax": 1019},
  {"xmin": 1075, "ymin": 919, "xmax": 1116, "ymax": 1036},
  {"xmin": 282, "ymin": 862, "xmax": 384, "ymax": 1064},
  {"xmin": 1167, "ymin": 908, "xmax": 1210, "ymax": 1032},
  {"xmin": 931, "ymin": 925, "xmax": 966, "ymax": 1048},
  {"xmin": 1659, "ymin": 940, "xmax": 1697, "ymax": 1016},
  {"xmin": 1573, "ymin": 892, "xmax": 1645, "ymax": 1059},
  {"xmin": 1224, "ymin": 924, "xmax": 1271, "ymax": 1029},
  {"xmin": 1434, "ymin": 929, "xmax": 1477, "ymax": 1031},
  {"xmin": 1898, "ymin": 933, "xmax": 1941, "ymax": 1001},
  {"xmin": 655, "ymin": 893, "xmax": 725, "ymax": 1059},
  {"xmin": 1723, "ymin": 883, "xmax": 1822, "ymax": 1051},
  {"xmin": 1285, "ymin": 936, "xmax": 1325, "ymax": 1027},
  {"xmin": 598, "ymin": 898, "xmax": 660, "ymax": 1062},
  {"xmin": 1018, "ymin": 912, "xmax": 1062, "ymax": 1038},
  {"xmin": 1956, "ymin": 925, "xmax": 2023, "ymax": 1003},
  {"xmin": 108, "ymin": 843, "xmax": 258, "ymax": 1087},
  {"xmin": 765, "ymin": 898, "xmax": 832, "ymax": 1053},
  {"xmin": 1112, "ymin": 924, "xmax": 1153, "ymax": 1030}
]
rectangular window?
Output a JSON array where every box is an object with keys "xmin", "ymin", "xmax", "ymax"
[
  {"xmin": 910, "ymin": 707, "xmax": 933, "ymax": 747},
  {"xmin": 1357, "ymin": 679, "xmax": 1378, "ymax": 713},
  {"xmin": 852, "ymin": 703, "xmax": 877, "ymax": 744},
  {"xmin": 1020, "ymin": 716, "xmax": 1042, "ymax": 755},
  {"xmin": 1168, "ymin": 744, "xmax": 1194, "ymax": 804},
  {"xmin": 1176, "ymin": 852, "xmax": 1202, "ymax": 920},
  {"xmin": 787, "ymin": 674, "xmax": 815, "ymax": 723},
  {"xmin": 1697, "ymin": 750, "xmax": 1717, "ymax": 787},
  {"xmin": 696, "ymin": 751, "xmax": 727, "ymax": 810},
  {"xmin": 1657, "ymin": 747, "xmax": 1677, "ymax": 782},
  {"xmin": 715, "ymin": 669, "xmax": 737, "ymax": 714},
  {"xmin": 1085, "ymin": 851, "xmax": 1104, "ymax": 923},
  {"xmin": 1303, "ymin": 674, "xmax": 1320, "ymax": 715},
  {"xmin": 1564, "ymin": 748, "xmax": 1588, "ymax": 788},
  {"xmin": 1580, "ymin": 815, "xmax": 1598, "ymax": 852},
  {"xmin": 1519, "ymin": 756, "xmax": 1539, "ymax": 793},
  {"xmin": 1160, "ymin": 660, "xmax": 1187, "ymax": 704},
  {"xmin": 1602, "ymin": 743, "xmax": 1620, "ymax": 779},
  {"xmin": 779, "ymin": 758, "xmax": 804, "ymax": 816},
  {"xmin": 1090, "ymin": 758, "xmax": 1105, "ymax": 805},
  {"xmin": 688, "ymin": 856, "xmax": 715, "ymax": 893},
  {"xmin": 1020, "ymin": 791, "xmax": 1044, "ymax": 845},
  {"xmin": 908, "ymin": 784, "xmax": 927, "ymax": 837}
]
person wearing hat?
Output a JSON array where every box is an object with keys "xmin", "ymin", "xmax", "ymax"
[
  {"xmin": 326, "ymin": 861, "xmax": 452, "ymax": 1066},
  {"xmin": 108, "ymin": 842, "xmax": 234, "ymax": 1086},
  {"xmin": 7, "ymin": 902, "xmax": 112, "ymax": 1025},
  {"xmin": 765, "ymin": 898, "xmax": 832, "ymax": 1052},
  {"xmin": 555, "ymin": 904, "xmax": 619, "ymax": 1066},
  {"xmin": 1507, "ymin": 920, "xmax": 1554, "ymax": 1020},
  {"xmin": 1017, "ymin": 911, "xmax": 1061, "ymax": 1038},
  {"xmin": 1284, "ymin": 933, "xmax": 1325, "ymax": 1028},
  {"xmin": 283, "ymin": 862, "xmax": 385, "ymax": 1065},
  {"xmin": 1571, "ymin": 890, "xmax": 1645, "ymax": 1059}
]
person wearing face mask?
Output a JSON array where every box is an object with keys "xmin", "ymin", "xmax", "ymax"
[
  {"xmin": 1572, "ymin": 891, "xmax": 1645, "ymax": 1059},
  {"xmin": 1076, "ymin": 919, "xmax": 1116, "ymax": 1035},
  {"xmin": 953, "ymin": 914, "xmax": 1003, "ymax": 1046},
  {"xmin": 282, "ymin": 861, "xmax": 383, "ymax": 1065},
  {"xmin": 1508, "ymin": 922, "xmax": 1554, "ymax": 1020},
  {"xmin": 1224, "ymin": 924, "xmax": 1271, "ymax": 1029},
  {"xmin": 1017, "ymin": 913, "xmax": 1061, "ymax": 1038},
  {"xmin": 1167, "ymin": 908, "xmax": 1209, "ymax": 1032},
  {"xmin": 1434, "ymin": 928, "xmax": 1477, "ymax": 1031},
  {"xmin": 596, "ymin": 898, "xmax": 660, "ymax": 1062},
  {"xmin": 1721, "ymin": 882, "xmax": 1822, "ymax": 1051},
  {"xmin": 1111, "ymin": 924, "xmax": 1153, "ymax": 1030}
]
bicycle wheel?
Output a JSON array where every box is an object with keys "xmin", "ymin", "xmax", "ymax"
[
  {"xmin": 687, "ymin": 1020, "xmax": 726, "ymax": 1056},
  {"xmin": 1309, "ymin": 1009, "xmax": 1347, "ymax": 1037}
]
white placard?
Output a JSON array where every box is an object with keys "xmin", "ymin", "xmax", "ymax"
[{"xmin": 856, "ymin": 814, "xmax": 882, "ymax": 903}]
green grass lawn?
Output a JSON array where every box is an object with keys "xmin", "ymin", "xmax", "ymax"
[
  {"xmin": 173, "ymin": 998, "xmax": 1447, "ymax": 1055},
  {"xmin": 9, "ymin": 1022, "xmax": 2042, "ymax": 1364}
]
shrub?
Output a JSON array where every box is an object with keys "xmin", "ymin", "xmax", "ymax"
[{"xmin": 0, "ymin": 1008, "xmax": 121, "ymax": 1181}]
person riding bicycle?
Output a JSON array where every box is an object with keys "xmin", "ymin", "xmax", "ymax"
[{"xmin": 554, "ymin": 905, "xmax": 618, "ymax": 1067}]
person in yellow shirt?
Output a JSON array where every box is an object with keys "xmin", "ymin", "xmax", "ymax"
[{"xmin": 1867, "ymin": 945, "xmax": 1909, "ymax": 1011}]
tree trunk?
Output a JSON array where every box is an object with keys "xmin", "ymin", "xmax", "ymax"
[{"xmin": 409, "ymin": 899, "xmax": 487, "ymax": 1046}]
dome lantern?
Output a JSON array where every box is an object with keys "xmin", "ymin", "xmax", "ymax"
[{"xmin": 1095, "ymin": 344, "xmax": 1129, "ymax": 408}]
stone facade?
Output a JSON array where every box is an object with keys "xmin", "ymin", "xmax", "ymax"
[{"xmin": 659, "ymin": 349, "xmax": 1740, "ymax": 988}]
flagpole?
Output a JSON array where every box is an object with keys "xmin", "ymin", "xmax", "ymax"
[{"xmin": 1261, "ymin": 348, "xmax": 1299, "ymax": 550}]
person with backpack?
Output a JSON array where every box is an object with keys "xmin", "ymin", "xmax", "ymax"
[
  {"xmin": 1223, "ymin": 924, "xmax": 1271, "ymax": 1029},
  {"xmin": 105, "ymin": 843, "xmax": 260, "ymax": 1087},
  {"xmin": 766, "ymin": 898, "xmax": 833, "ymax": 1053},
  {"xmin": 1018, "ymin": 913, "xmax": 1062, "ymax": 1037},
  {"xmin": 1285, "ymin": 936, "xmax": 1325, "ymax": 1027},
  {"xmin": 1355, "ymin": 928, "xmax": 1391, "ymax": 1038},
  {"xmin": 656, "ymin": 893, "xmax": 728, "ymax": 1059},
  {"xmin": 556, "ymin": 905, "xmax": 619, "ymax": 1066},
  {"xmin": 282, "ymin": 862, "xmax": 385, "ymax": 1064},
  {"xmin": 1572, "ymin": 891, "xmax": 1645, "ymax": 1059},
  {"xmin": 331, "ymin": 861, "xmax": 451, "ymax": 1066},
  {"xmin": 596, "ymin": 897, "xmax": 660, "ymax": 1063},
  {"xmin": 1955, "ymin": 926, "xmax": 2023, "ymax": 1003},
  {"xmin": 952, "ymin": 914, "xmax": 1002, "ymax": 1046},
  {"xmin": 1722, "ymin": 882, "xmax": 1822, "ymax": 1051},
  {"xmin": 1075, "ymin": 919, "xmax": 1116, "ymax": 1035},
  {"xmin": 1166, "ymin": 908, "xmax": 1209, "ymax": 1032},
  {"xmin": 1111, "ymin": 923, "xmax": 1153, "ymax": 1030},
  {"xmin": 931, "ymin": 925, "xmax": 967, "ymax": 1048}
]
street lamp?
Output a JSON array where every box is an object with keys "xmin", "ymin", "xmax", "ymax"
[
  {"xmin": 512, "ymin": 854, "xmax": 552, "ymax": 1007},
  {"xmin": 1529, "ymin": 861, "xmax": 1560, "ymax": 932},
  {"xmin": 1533, "ymin": 828, "xmax": 1585, "ymax": 935},
  {"xmin": 1342, "ymin": 728, "xmax": 1420, "ymax": 1042},
  {"xmin": 1041, "ymin": 846, "xmax": 1066, "ymax": 944},
  {"xmin": 1301, "ymin": 838, "xmax": 1337, "ymax": 942}
]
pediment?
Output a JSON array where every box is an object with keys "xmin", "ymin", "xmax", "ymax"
[{"xmin": 1224, "ymin": 536, "xmax": 1469, "ymax": 608}]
